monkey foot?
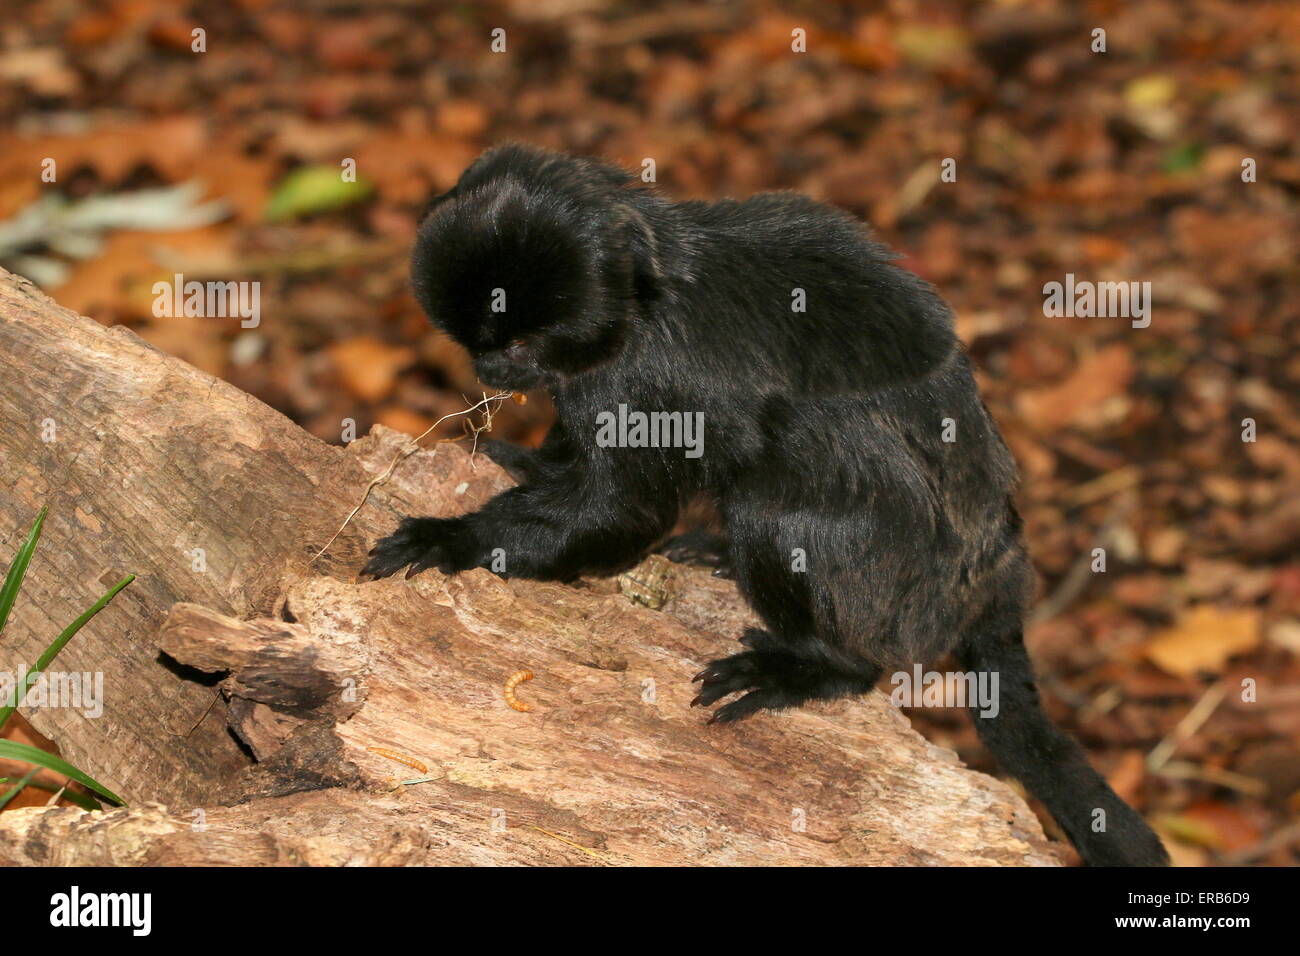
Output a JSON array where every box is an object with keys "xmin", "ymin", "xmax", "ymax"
[
  {"xmin": 362, "ymin": 516, "xmax": 478, "ymax": 579},
  {"xmin": 691, "ymin": 629, "xmax": 878, "ymax": 723},
  {"xmin": 656, "ymin": 529, "xmax": 734, "ymax": 578},
  {"xmin": 689, "ymin": 641, "xmax": 812, "ymax": 724}
]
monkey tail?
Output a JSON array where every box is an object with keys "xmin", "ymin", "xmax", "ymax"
[{"xmin": 953, "ymin": 605, "xmax": 1170, "ymax": 867}]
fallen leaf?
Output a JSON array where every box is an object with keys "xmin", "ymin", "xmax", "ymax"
[
  {"xmin": 374, "ymin": 406, "xmax": 434, "ymax": 438},
  {"xmin": 1125, "ymin": 74, "xmax": 1177, "ymax": 109},
  {"xmin": 1144, "ymin": 605, "xmax": 1260, "ymax": 678},
  {"xmin": 1145, "ymin": 527, "xmax": 1187, "ymax": 566},
  {"xmin": 1267, "ymin": 620, "xmax": 1300, "ymax": 655},
  {"xmin": 1106, "ymin": 750, "xmax": 1148, "ymax": 803},
  {"xmin": 1159, "ymin": 813, "xmax": 1222, "ymax": 849},
  {"xmin": 1016, "ymin": 345, "xmax": 1134, "ymax": 432},
  {"xmin": 1179, "ymin": 801, "xmax": 1262, "ymax": 852},
  {"xmin": 328, "ymin": 337, "xmax": 415, "ymax": 402},
  {"xmin": 265, "ymin": 165, "xmax": 374, "ymax": 221}
]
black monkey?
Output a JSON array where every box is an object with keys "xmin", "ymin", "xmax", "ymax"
[{"xmin": 364, "ymin": 144, "xmax": 1169, "ymax": 867}]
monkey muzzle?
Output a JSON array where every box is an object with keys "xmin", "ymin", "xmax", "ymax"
[{"xmin": 474, "ymin": 350, "xmax": 546, "ymax": 392}]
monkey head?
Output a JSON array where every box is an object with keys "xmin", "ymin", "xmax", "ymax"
[{"xmin": 409, "ymin": 145, "xmax": 658, "ymax": 393}]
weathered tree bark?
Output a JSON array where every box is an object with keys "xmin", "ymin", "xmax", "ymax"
[{"xmin": 0, "ymin": 268, "xmax": 1062, "ymax": 865}]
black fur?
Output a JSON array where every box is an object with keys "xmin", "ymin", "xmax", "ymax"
[{"xmin": 365, "ymin": 144, "xmax": 1169, "ymax": 867}]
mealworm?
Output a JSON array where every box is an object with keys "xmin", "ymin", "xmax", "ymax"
[
  {"xmin": 366, "ymin": 747, "xmax": 428, "ymax": 774},
  {"xmin": 504, "ymin": 670, "xmax": 535, "ymax": 712}
]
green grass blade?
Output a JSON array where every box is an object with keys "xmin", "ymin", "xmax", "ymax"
[
  {"xmin": 0, "ymin": 767, "xmax": 39, "ymax": 810},
  {"xmin": 0, "ymin": 777, "xmax": 101, "ymax": 811},
  {"xmin": 2, "ymin": 775, "xmax": 101, "ymax": 811},
  {"xmin": 41, "ymin": 783, "xmax": 102, "ymax": 811},
  {"xmin": 0, "ymin": 574, "xmax": 134, "ymax": 732},
  {"xmin": 0, "ymin": 740, "xmax": 124, "ymax": 805},
  {"xmin": 0, "ymin": 507, "xmax": 47, "ymax": 637},
  {"xmin": 33, "ymin": 574, "xmax": 135, "ymax": 674}
]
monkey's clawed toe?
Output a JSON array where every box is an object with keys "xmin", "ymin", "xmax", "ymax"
[
  {"xmin": 690, "ymin": 650, "xmax": 797, "ymax": 723},
  {"xmin": 708, "ymin": 690, "xmax": 790, "ymax": 724},
  {"xmin": 692, "ymin": 631, "xmax": 869, "ymax": 724}
]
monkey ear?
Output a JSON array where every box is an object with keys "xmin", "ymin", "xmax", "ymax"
[
  {"xmin": 416, "ymin": 186, "xmax": 457, "ymax": 225},
  {"xmin": 613, "ymin": 203, "xmax": 661, "ymax": 300}
]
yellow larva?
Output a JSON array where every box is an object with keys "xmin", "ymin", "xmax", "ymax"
[
  {"xmin": 504, "ymin": 670, "xmax": 535, "ymax": 712},
  {"xmin": 366, "ymin": 747, "xmax": 428, "ymax": 774}
]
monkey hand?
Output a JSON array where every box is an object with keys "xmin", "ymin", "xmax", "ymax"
[{"xmin": 362, "ymin": 516, "xmax": 482, "ymax": 579}]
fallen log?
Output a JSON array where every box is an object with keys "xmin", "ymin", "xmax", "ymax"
[{"xmin": 0, "ymin": 267, "xmax": 1061, "ymax": 865}]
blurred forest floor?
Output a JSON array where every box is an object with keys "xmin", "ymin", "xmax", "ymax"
[{"xmin": 0, "ymin": 0, "xmax": 1297, "ymax": 865}]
